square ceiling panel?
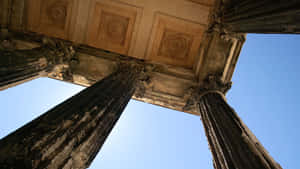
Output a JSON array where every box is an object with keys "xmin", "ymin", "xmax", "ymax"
[
  {"xmin": 27, "ymin": 0, "xmax": 75, "ymax": 39},
  {"xmin": 146, "ymin": 13, "xmax": 205, "ymax": 68},
  {"xmin": 86, "ymin": 1, "xmax": 142, "ymax": 55}
]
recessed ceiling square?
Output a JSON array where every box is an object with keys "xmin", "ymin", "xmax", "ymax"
[
  {"xmin": 86, "ymin": 1, "xmax": 141, "ymax": 55},
  {"xmin": 146, "ymin": 13, "xmax": 205, "ymax": 68},
  {"xmin": 27, "ymin": 0, "xmax": 74, "ymax": 39}
]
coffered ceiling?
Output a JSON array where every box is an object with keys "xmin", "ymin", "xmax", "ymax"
[
  {"xmin": 26, "ymin": 0, "xmax": 213, "ymax": 68},
  {"xmin": 0, "ymin": 0, "xmax": 246, "ymax": 115}
]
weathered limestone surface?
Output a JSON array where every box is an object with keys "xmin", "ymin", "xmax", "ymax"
[
  {"xmin": 2, "ymin": 31, "xmax": 202, "ymax": 114},
  {"xmin": 195, "ymin": 31, "xmax": 245, "ymax": 83},
  {"xmin": 0, "ymin": 39, "xmax": 75, "ymax": 91},
  {"xmin": 0, "ymin": 0, "xmax": 244, "ymax": 115},
  {"xmin": 194, "ymin": 76, "xmax": 282, "ymax": 169},
  {"xmin": 0, "ymin": 46, "xmax": 47, "ymax": 90},
  {"xmin": 222, "ymin": 0, "xmax": 300, "ymax": 33},
  {"xmin": 0, "ymin": 0, "xmax": 292, "ymax": 168},
  {"xmin": 0, "ymin": 62, "xmax": 146, "ymax": 169}
]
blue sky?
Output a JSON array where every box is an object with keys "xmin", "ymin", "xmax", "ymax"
[{"xmin": 0, "ymin": 34, "xmax": 299, "ymax": 169}]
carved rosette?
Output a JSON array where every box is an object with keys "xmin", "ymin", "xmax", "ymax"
[
  {"xmin": 46, "ymin": 0, "xmax": 68, "ymax": 29},
  {"xmin": 101, "ymin": 12, "xmax": 130, "ymax": 46},
  {"xmin": 147, "ymin": 13, "xmax": 204, "ymax": 68},
  {"xmin": 86, "ymin": 2, "xmax": 140, "ymax": 55},
  {"xmin": 158, "ymin": 30, "xmax": 193, "ymax": 60},
  {"xmin": 27, "ymin": 0, "xmax": 74, "ymax": 39}
]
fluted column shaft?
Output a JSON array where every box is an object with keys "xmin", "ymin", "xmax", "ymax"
[
  {"xmin": 0, "ymin": 43, "xmax": 74, "ymax": 91},
  {"xmin": 222, "ymin": 0, "xmax": 300, "ymax": 33},
  {"xmin": 0, "ymin": 62, "xmax": 144, "ymax": 169},
  {"xmin": 197, "ymin": 92, "xmax": 282, "ymax": 169}
]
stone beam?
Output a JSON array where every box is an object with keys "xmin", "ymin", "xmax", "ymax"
[
  {"xmin": 2, "ymin": 30, "xmax": 198, "ymax": 115},
  {"xmin": 195, "ymin": 30, "xmax": 245, "ymax": 84}
]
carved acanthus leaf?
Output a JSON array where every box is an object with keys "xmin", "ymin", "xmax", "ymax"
[
  {"xmin": 200, "ymin": 75, "xmax": 232, "ymax": 94},
  {"xmin": 41, "ymin": 38, "xmax": 77, "ymax": 65},
  {"xmin": 115, "ymin": 58, "xmax": 160, "ymax": 99},
  {"xmin": 183, "ymin": 75, "xmax": 232, "ymax": 111}
]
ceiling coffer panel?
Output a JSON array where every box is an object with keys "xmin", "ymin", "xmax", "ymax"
[
  {"xmin": 27, "ymin": 0, "xmax": 75, "ymax": 39},
  {"xmin": 86, "ymin": 0, "xmax": 142, "ymax": 55},
  {"xmin": 146, "ymin": 13, "xmax": 205, "ymax": 68}
]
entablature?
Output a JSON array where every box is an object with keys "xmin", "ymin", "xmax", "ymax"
[{"xmin": 0, "ymin": 0, "xmax": 245, "ymax": 115}]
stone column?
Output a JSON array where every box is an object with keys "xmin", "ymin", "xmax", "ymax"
[
  {"xmin": 195, "ymin": 76, "xmax": 282, "ymax": 169},
  {"xmin": 0, "ymin": 61, "xmax": 148, "ymax": 169},
  {"xmin": 0, "ymin": 41, "xmax": 75, "ymax": 91},
  {"xmin": 222, "ymin": 0, "xmax": 300, "ymax": 33}
]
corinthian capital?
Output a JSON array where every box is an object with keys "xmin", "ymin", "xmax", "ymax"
[
  {"xmin": 116, "ymin": 58, "xmax": 160, "ymax": 99},
  {"xmin": 183, "ymin": 75, "xmax": 232, "ymax": 111}
]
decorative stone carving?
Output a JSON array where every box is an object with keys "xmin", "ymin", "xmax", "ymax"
[
  {"xmin": 116, "ymin": 57, "xmax": 158, "ymax": 99},
  {"xmin": 45, "ymin": 0, "xmax": 68, "ymax": 29},
  {"xmin": 0, "ymin": 35, "xmax": 77, "ymax": 90},
  {"xmin": 86, "ymin": 1, "xmax": 141, "ymax": 55},
  {"xmin": 158, "ymin": 30, "xmax": 193, "ymax": 60},
  {"xmin": 199, "ymin": 75, "xmax": 232, "ymax": 94},
  {"xmin": 147, "ymin": 13, "xmax": 205, "ymax": 68},
  {"xmin": 101, "ymin": 12, "xmax": 129, "ymax": 46},
  {"xmin": 183, "ymin": 75, "xmax": 231, "ymax": 111},
  {"xmin": 134, "ymin": 65, "xmax": 157, "ymax": 99},
  {"xmin": 27, "ymin": 0, "xmax": 74, "ymax": 39},
  {"xmin": 3, "ymin": 30, "xmax": 198, "ymax": 115}
]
